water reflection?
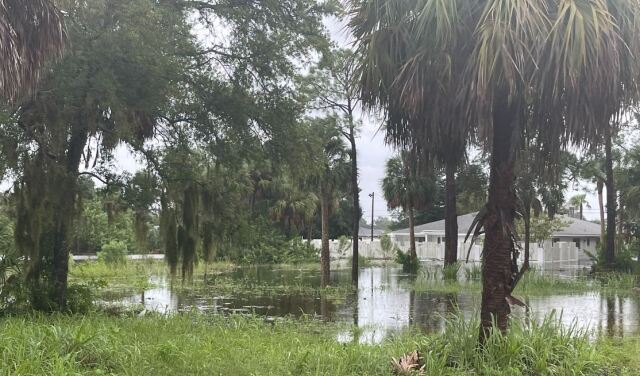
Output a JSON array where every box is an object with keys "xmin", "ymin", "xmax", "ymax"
[{"xmin": 120, "ymin": 264, "xmax": 640, "ymax": 343}]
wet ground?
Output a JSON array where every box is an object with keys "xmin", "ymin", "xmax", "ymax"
[{"xmin": 116, "ymin": 264, "xmax": 640, "ymax": 343}]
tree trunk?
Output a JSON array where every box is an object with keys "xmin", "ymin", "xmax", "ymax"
[
  {"xmin": 320, "ymin": 193, "xmax": 331, "ymax": 288},
  {"xmin": 579, "ymin": 203, "xmax": 583, "ymax": 220},
  {"xmin": 444, "ymin": 161, "xmax": 458, "ymax": 265},
  {"xmin": 480, "ymin": 94, "xmax": 518, "ymax": 343},
  {"xmin": 597, "ymin": 180, "xmax": 605, "ymax": 244},
  {"xmin": 408, "ymin": 202, "xmax": 417, "ymax": 260},
  {"xmin": 604, "ymin": 126, "xmax": 616, "ymax": 266},
  {"xmin": 523, "ymin": 201, "xmax": 531, "ymax": 270},
  {"xmin": 348, "ymin": 119, "xmax": 360, "ymax": 286}
]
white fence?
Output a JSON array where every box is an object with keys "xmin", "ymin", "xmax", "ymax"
[{"xmin": 310, "ymin": 239, "xmax": 593, "ymax": 268}]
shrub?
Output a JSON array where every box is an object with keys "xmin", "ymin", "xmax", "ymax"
[
  {"xmin": 379, "ymin": 234, "xmax": 397, "ymax": 259},
  {"xmin": 241, "ymin": 237, "xmax": 318, "ymax": 264},
  {"xmin": 395, "ymin": 249, "xmax": 418, "ymax": 273},
  {"xmin": 66, "ymin": 284, "xmax": 95, "ymax": 314},
  {"xmin": 587, "ymin": 243, "xmax": 636, "ymax": 273},
  {"xmin": 97, "ymin": 241, "xmax": 128, "ymax": 265}
]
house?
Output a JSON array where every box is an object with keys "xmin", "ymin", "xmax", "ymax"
[
  {"xmin": 390, "ymin": 212, "xmax": 601, "ymax": 261},
  {"xmin": 358, "ymin": 226, "xmax": 385, "ymax": 240}
]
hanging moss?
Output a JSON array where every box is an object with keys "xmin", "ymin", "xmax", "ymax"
[
  {"xmin": 180, "ymin": 184, "xmax": 199, "ymax": 279},
  {"xmin": 160, "ymin": 194, "xmax": 178, "ymax": 276},
  {"xmin": 134, "ymin": 210, "xmax": 149, "ymax": 253}
]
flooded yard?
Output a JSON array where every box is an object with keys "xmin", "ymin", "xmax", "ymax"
[{"xmin": 108, "ymin": 263, "xmax": 640, "ymax": 343}]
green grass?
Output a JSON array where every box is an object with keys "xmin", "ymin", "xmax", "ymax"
[
  {"xmin": 0, "ymin": 312, "xmax": 636, "ymax": 375},
  {"xmin": 0, "ymin": 313, "xmax": 414, "ymax": 375},
  {"xmin": 412, "ymin": 267, "xmax": 639, "ymax": 296}
]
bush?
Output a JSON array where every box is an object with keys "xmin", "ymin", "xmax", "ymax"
[
  {"xmin": 587, "ymin": 242, "xmax": 636, "ymax": 273},
  {"xmin": 395, "ymin": 249, "xmax": 418, "ymax": 273},
  {"xmin": 241, "ymin": 237, "xmax": 318, "ymax": 264},
  {"xmin": 379, "ymin": 234, "xmax": 397, "ymax": 259},
  {"xmin": 66, "ymin": 284, "xmax": 95, "ymax": 314},
  {"xmin": 97, "ymin": 241, "xmax": 128, "ymax": 265}
]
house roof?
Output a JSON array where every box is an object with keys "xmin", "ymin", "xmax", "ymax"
[
  {"xmin": 391, "ymin": 212, "xmax": 601, "ymax": 238},
  {"xmin": 358, "ymin": 226, "xmax": 385, "ymax": 237}
]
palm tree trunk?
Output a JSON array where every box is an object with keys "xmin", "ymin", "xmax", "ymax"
[
  {"xmin": 598, "ymin": 180, "xmax": 605, "ymax": 244},
  {"xmin": 444, "ymin": 161, "xmax": 458, "ymax": 265},
  {"xmin": 480, "ymin": 95, "xmax": 518, "ymax": 343},
  {"xmin": 408, "ymin": 202, "xmax": 417, "ymax": 260},
  {"xmin": 348, "ymin": 113, "xmax": 360, "ymax": 286},
  {"xmin": 320, "ymin": 193, "xmax": 331, "ymax": 288},
  {"xmin": 604, "ymin": 126, "xmax": 616, "ymax": 266},
  {"xmin": 579, "ymin": 202, "xmax": 583, "ymax": 220}
]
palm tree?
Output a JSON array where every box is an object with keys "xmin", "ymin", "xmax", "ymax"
[
  {"xmin": 348, "ymin": 0, "xmax": 640, "ymax": 340},
  {"xmin": 270, "ymin": 178, "xmax": 318, "ymax": 237},
  {"xmin": 0, "ymin": 0, "xmax": 65, "ymax": 100},
  {"xmin": 310, "ymin": 118, "xmax": 350, "ymax": 288},
  {"xmin": 382, "ymin": 153, "xmax": 419, "ymax": 262},
  {"xmin": 302, "ymin": 48, "xmax": 363, "ymax": 285},
  {"xmin": 568, "ymin": 194, "xmax": 590, "ymax": 220}
]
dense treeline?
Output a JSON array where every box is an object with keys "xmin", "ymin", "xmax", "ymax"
[{"xmin": 0, "ymin": 0, "xmax": 361, "ymax": 310}]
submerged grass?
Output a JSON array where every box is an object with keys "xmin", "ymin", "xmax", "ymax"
[
  {"xmin": 0, "ymin": 312, "xmax": 636, "ymax": 375},
  {"xmin": 412, "ymin": 267, "xmax": 639, "ymax": 296}
]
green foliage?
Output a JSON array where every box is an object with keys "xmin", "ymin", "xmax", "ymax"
[
  {"xmin": 394, "ymin": 249, "xmax": 418, "ymax": 273},
  {"xmin": 416, "ymin": 313, "xmax": 615, "ymax": 375},
  {"xmin": 379, "ymin": 234, "xmax": 397, "ymax": 259},
  {"xmin": 516, "ymin": 215, "xmax": 569, "ymax": 245},
  {"xmin": 587, "ymin": 243, "xmax": 637, "ymax": 273},
  {"xmin": 336, "ymin": 235, "xmax": 351, "ymax": 257},
  {"xmin": 442, "ymin": 262, "xmax": 460, "ymax": 280},
  {"xmin": 0, "ymin": 312, "xmax": 633, "ymax": 375},
  {"xmin": 241, "ymin": 237, "xmax": 318, "ymax": 265},
  {"xmin": 97, "ymin": 241, "xmax": 128, "ymax": 265},
  {"xmin": 65, "ymin": 283, "xmax": 95, "ymax": 314}
]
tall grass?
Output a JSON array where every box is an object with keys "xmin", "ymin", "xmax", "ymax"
[
  {"xmin": 416, "ymin": 311, "xmax": 624, "ymax": 375},
  {"xmin": 0, "ymin": 312, "xmax": 634, "ymax": 375},
  {"xmin": 442, "ymin": 262, "xmax": 461, "ymax": 280}
]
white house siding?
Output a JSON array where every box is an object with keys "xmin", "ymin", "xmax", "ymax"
[{"xmin": 310, "ymin": 238, "xmax": 594, "ymax": 268}]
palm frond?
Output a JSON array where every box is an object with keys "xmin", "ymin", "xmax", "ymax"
[{"xmin": 0, "ymin": 0, "xmax": 66, "ymax": 101}]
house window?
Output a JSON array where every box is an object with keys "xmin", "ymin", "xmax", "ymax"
[
  {"xmin": 437, "ymin": 237, "xmax": 441, "ymax": 245},
  {"xmin": 587, "ymin": 238, "xmax": 590, "ymax": 247},
  {"xmin": 572, "ymin": 238, "xmax": 581, "ymax": 248},
  {"xmin": 552, "ymin": 238, "xmax": 560, "ymax": 245},
  {"xmin": 416, "ymin": 236, "xmax": 425, "ymax": 243}
]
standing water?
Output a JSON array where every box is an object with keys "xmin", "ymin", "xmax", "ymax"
[{"xmin": 117, "ymin": 263, "xmax": 640, "ymax": 343}]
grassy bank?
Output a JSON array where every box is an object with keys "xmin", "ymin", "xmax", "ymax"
[{"xmin": 0, "ymin": 312, "xmax": 636, "ymax": 375}]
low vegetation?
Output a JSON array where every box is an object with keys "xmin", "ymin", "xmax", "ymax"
[{"xmin": 0, "ymin": 312, "xmax": 636, "ymax": 375}]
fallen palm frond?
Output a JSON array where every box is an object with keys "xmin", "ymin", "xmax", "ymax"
[{"xmin": 391, "ymin": 350, "xmax": 424, "ymax": 375}]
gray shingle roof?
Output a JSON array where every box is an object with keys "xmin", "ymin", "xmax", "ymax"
[
  {"xmin": 358, "ymin": 226, "xmax": 386, "ymax": 237},
  {"xmin": 391, "ymin": 212, "xmax": 601, "ymax": 237}
]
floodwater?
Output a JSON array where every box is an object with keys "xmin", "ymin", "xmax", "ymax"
[{"xmin": 117, "ymin": 263, "xmax": 640, "ymax": 343}]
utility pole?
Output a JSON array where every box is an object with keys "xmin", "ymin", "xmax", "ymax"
[{"xmin": 368, "ymin": 192, "xmax": 375, "ymax": 241}]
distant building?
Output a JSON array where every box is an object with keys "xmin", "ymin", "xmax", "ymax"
[
  {"xmin": 390, "ymin": 212, "xmax": 601, "ymax": 255},
  {"xmin": 358, "ymin": 226, "xmax": 385, "ymax": 240}
]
